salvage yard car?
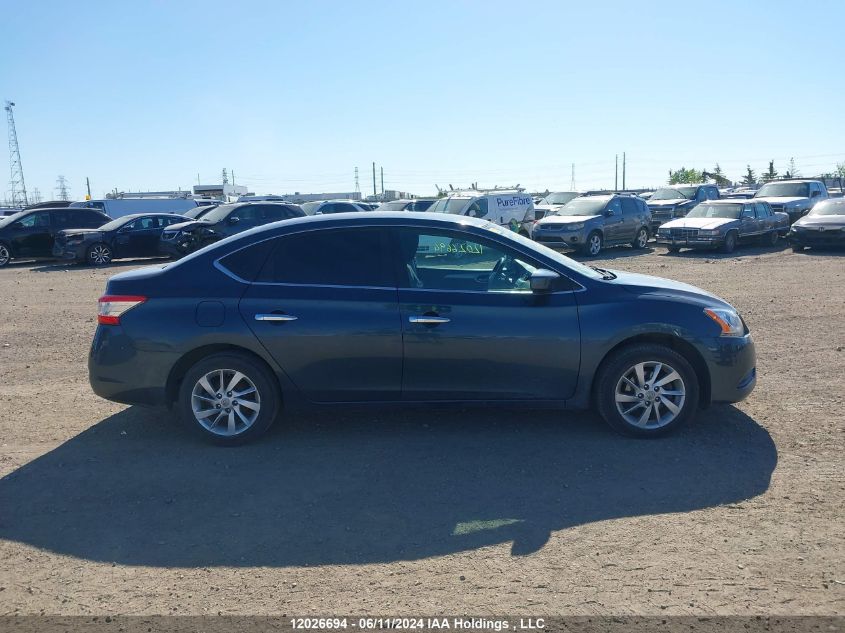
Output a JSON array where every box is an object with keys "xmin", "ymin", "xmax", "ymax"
[
  {"xmin": 788, "ymin": 198, "xmax": 845, "ymax": 251},
  {"xmin": 752, "ymin": 179, "xmax": 828, "ymax": 223},
  {"xmin": 0, "ymin": 206, "xmax": 111, "ymax": 267},
  {"xmin": 53, "ymin": 213, "xmax": 188, "ymax": 265},
  {"xmin": 89, "ymin": 211, "xmax": 756, "ymax": 445},
  {"xmin": 532, "ymin": 194, "xmax": 651, "ymax": 256},
  {"xmin": 656, "ymin": 200, "xmax": 788, "ymax": 253},
  {"xmin": 647, "ymin": 184, "xmax": 720, "ymax": 231},
  {"xmin": 533, "ymin": 191, "xmax": 581, "ymax": 220},
  {"xmin": 159, "ymin": 202, "xmax": 305, "ymax": 258}
]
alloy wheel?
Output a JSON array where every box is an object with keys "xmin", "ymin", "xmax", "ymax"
[
  {"xmin": 614, "ymin": 361, "xmax": 686, "ymax": 429},
  {"xmin": 89, "ymin": 244, "xmax": 112, "ymax": 265},
  {"xmin": 191, "ymin": 368, "xmax": 261, "ymax": 436},
  {"xmin": 636, "ymin": 228, "xmax": 648, "ymax": 248},
  {"xmin": 588, "ymin": 234, "xmax": 602, "ymax": 256},
  {"xmin": 0, "ymin": 244, "xmax": 9, "ymax": 266}
]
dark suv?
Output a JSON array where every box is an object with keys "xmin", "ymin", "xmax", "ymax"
[
  {"xmin": 647, "ymin": 184, "xmax": 720, "ymax": 231},
  {"xmin": 159, "ymin": 202, "xmax": 305, "ymax": 258},
  {"xmin": 0, "ymin": 207, "xmax": 111, "ymax": 267}
]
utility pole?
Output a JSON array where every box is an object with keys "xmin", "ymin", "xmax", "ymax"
[
  {"xmin": 86, "ymin": 177, "xmax": 92, "ymax": 200},
  {"xmin": 622, "ymin": 152, "xmax": 627, "ymax": 190},
  {"xmin": 55, "ymin": 175, "xmax": 70, "ymax": 201},
  {"xmin": 354, "ymin": 167, "xmax": 360, "ymax": 194},
  {"xmin": 5, "ymin": 101, "xmax": 28, "ymax": 206},
  {"xmin": 372, "ymin": 162, "xmax": 377, "ymax": 197},
  {"xmin": 570, "ymin": 163, "xmax": 575, "ymax": 191},
  {"xmin": 231, "ymin": 170, "xmax": 235, "ymax": 186},
  {"xmin": 197, "ymin": 173, "xmax": 200, "ymax": 185},
  {"xmin": 615, "ymin": 154, "xmax": 618, "ymax": 190},
  {"xmin": 380, "ymin": 166, "xmax": 384, "ymax": 197}
]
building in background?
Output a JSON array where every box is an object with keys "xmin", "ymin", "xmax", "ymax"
[
  {"xmin": 192, "ymin": 183, "xmax": 250, "ymax": 201},
  {"xmin": 280, "ymin": 191, "xmax": 362, "ymax": 203}
]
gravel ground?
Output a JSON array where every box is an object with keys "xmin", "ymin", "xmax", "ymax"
[{"xmin": 0, "ymin": 242, "xmax": 842, "ymax": 617}]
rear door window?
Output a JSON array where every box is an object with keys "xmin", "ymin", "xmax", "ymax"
[
  {"xmin": 620, "ymin": 197, "xmax": 638, "ymax": 215},
  {"xmin": 258, "ymin": 228, "xmax": 393, "ymax": 287}
]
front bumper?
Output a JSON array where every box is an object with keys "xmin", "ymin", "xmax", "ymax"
[
  {"xmin": 702, "ymin": 333, "xmax": 757, "ymax": 404},
  {"xmin": 89, "ymin": 324, "xmax": 177, "ymax": 406},
  {"xmin": 655, "ymin": 235, "xmax": 722, "ymax": 249},
  {"xmin": 158, "ymin": 236, "xmax": 194, "ymax": 258},
  {"xmin": 788, "ymin": 229, "xmax": 845, "ymax": 247},
  {"xmin": 533, "ymin": 227, "xmax": 589, "ymax": 247},
  {"xmin": 51, "ymin": 242, "xmax": 86, "ymax": 261}
]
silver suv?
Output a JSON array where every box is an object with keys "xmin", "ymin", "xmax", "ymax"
[{"xmin": 532, "ymin": 194, "xmax": 652, "ymax": 256}]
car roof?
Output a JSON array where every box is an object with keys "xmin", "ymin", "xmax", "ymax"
[{"xmin": 115, "ymin": 212, "xmax": 188, "ymax": 220}]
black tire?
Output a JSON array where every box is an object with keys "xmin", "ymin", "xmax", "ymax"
[
  {"xmin": 720, "ymin": 231, "xmax": 738, "ymax": 254},
  {"xmin": 792, "ymin": 244, "xmax": 805, "ymax": 253},
  {"xmin": 765, "ymin": 230, "xmax": 778, "ymax": 246},
  {"xmin": 631, "ymin": 226, "xmax": 649, "ymax": 249},
  {"xmin": 87, "ymin": 242, "xmax": 113, "ymax": 266},
  {"xmin": 667, "ymin": 245, "xmax": 681, "ymax": 253},
  {"xmin": 177, "ymin": 352, "xmax": 281, "ymax": 446},
  {"xmin": 595, "ymin": 344, "xmax": 700, "ymax": 438},
  {"xmin": 0, "ymin": 242, "xmax": 10, "ymax": 267},
  {"xmin": 581, "ymin": 231, "xmax": 603, "ymax": 257}
]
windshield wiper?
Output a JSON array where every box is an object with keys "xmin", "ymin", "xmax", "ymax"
[{"xmin": 590, "ymin": 266, "xmax": 617, "ymax": 280}]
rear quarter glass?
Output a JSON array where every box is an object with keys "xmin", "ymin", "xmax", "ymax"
[{"xmin": 217, "ymin": 239, "xmax": 276, "ymax": 282}]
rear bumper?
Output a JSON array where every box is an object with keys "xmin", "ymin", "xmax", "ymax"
[
  {"xmin": 702, "ymin": 333, "xmax": 757, "ymax": 404},
  {"xmin": 89, "ymin": 325, "xmax": 177, "ymax": 406}
]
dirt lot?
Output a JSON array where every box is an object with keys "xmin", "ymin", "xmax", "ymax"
[{"xmin": 0, "ymin": 242, "xmax": 842, "ymax": 617}]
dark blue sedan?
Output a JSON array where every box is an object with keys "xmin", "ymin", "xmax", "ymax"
[{"xmin": 89, "ymin": 212, "xmax": 756, "ymax": 444}]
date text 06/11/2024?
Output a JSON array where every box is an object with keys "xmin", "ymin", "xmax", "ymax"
[{"xmin": 289, "ymin": 618, "xmax": 547, "ymax": 631}]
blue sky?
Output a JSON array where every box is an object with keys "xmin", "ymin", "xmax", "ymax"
[{"xmin": 2, "ymin": 0, "xmax": 844, "ymax": 200}]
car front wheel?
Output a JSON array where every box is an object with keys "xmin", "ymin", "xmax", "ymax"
[
  {"xmin": 88, "ymin": 243, "xmax": 113, "ymax": 266},
  {"xmin": 632, "ymin": 226, "xmax": 649, "ymax": 249},
  {"xmin": 595, "ymin": 344, "xmax": 699, "ymax": 437},
  {"xmin": 721, "ymin": 231, "xmax": 738, "ymax": 254},
  {"xmin": 178, "ymin": 352, "xmax": 280, "ymax": 445},
  {"xmin": 0, "ymin": 242, "xmax": 10, "ymax": 267},
  {"xmin": 582, "ymin": 231, "xmax": 603, "ymax": 256}
]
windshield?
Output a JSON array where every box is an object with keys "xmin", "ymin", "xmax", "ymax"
[
  {"xmin": 98, "ymin": 217, "xmax": 132, "ymax": 231},
  {"xmin": 755, "ymin": 182, "xmax": 810, "ymax": 198},
  {"xmin": 685, "ymin": 203, "xmax": 742, "ymax": 219},
  {"xmin": 378, "ymin": 201, "xmax": 412, "ymax": 212},
  {"xmin": 198, "ymin": 203, "xmax": 238, "ymax": 223},
  {"xmin": 300, "ymin": 202, "xmax": 322, "ymax": 215},
  {"xmin": 185, "ymin": 205, "xmax": 217, "ymax": 219},
  {"xmin": 651, "ymin": 187, "xmax": 696, "ymax": 201},
  {"xmin": 551, "ymin": 197, "xmax": 608, "ymax": 217},
  {"xmin": 808, "ymin": 200, "xmax": 845, "ymax": 216},
  {"xmin": 429, "ymin": 197, "xmax": 471, "ymax": 214},
  {"xmin": 540, "ymin": 192, "xmax": 579, "ymax": 206},
  {"xmin": 483, "ymin": 222, "xmax": 604, "ymax": 280}
]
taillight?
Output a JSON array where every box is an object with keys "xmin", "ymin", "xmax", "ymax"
[{"xmin": 97, "ymin": 295, "xmax": 147, "ymax": 325}]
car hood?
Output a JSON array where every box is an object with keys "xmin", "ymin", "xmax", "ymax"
[
  {"xmin": 536, "ymin": 215, "xmax": 599, "ymax": 226},
  {"xmin": 648, "ymin": 198, "xmax": 689, "ymax": 207},
  {"xmin": 609, "ymin": 270, "xmax": 728, "ymax": 306},
  {"xmin": 752, "ymin": 196, "xmax": 808, "ymax": 205},
  {"xmin": 164, "ymin": 219, "xmax": 210, "ymax": 232},
  {"xmin": 659, "ymin": 217, "xmax": 736, "ymax": 230},
  {"xmin": 793, "ymin": 215, "xmax": 845, "ymax": 228}
]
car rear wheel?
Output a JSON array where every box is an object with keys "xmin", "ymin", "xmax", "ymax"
[
  {"xmin": 178, "ymin": 352, "xmax": 280, "ymax": 445},
  {"xmin": 766, "ymin": 230, "xmax": 778, "ymax": 246},
  {"xmin": 632, "ymin": 226, "xmax": 649, "ymax": 249},
  {"xmin": 720, "ymin": 231, "xmax": 737, "ymax": 254},
  {"xmin": 792, "ymin": 244, "xmax": 805, "ymax": 253},
  {"xmin": 87, "ymin": 243, "xmax": 113, "ymax": 266},
  {"xmin": 667, "ymin": 245, "xmax": 681, "ymax": 253},
  {"xmin": 595, "ymin": 344, "xmax": 699, "ymax": 437},
  {"xmin": 582, "ymin": 231, "xmax": 603, "ymax": 257},
  {"xmin": 0, "ymin": 242, "xmax": 10, "ymax": 267}
]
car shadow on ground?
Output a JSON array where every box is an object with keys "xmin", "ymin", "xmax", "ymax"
[
  {"xmin": 566, "ymin": 246, "xmax": 657, "ymax": 262},
  {"xmin": 654, "ymin": 242, "xmax": 793, "ymax": 260},
  {"xmin": 0, "ymin": 406, "xmax": 776, "ymax": 568}
]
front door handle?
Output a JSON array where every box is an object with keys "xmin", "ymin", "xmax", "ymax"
[
  {"xmin": 255, "ymin": 313, "xmax": 298, "ymax": 322},
  {"xmin": 409, "ymin": 316, "xmax": 450, "ymax": 325}
]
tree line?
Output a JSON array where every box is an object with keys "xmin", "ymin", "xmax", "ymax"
[{"xmin": 668, "ymin": 160, "xmax": 845, "ymax": 187}]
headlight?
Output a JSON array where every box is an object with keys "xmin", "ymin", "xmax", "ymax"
[
  {"xmin": 704, "ymin": 307, "xmax": 744, "ymax": 337},
  {"xmin": 698, "ymin": 229, "xmax": 720, "ymax": 236},
  {"xmin": 563, "ymin": 223, "xmax": 585, "ymax": 231}
]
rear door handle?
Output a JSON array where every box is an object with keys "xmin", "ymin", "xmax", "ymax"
[
  {"xmin": 409, "ymin": 316, "xmax": 450, "ymax": 325},
  {"xmin": 255, "ymin": 313, "xmax": 298, "ymax": 322}
]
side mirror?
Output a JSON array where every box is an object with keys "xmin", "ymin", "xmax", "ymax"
[
  {"xmin": 529, "ymin": 268, "xmax": 560, "ymax": 293},
  {"xmin": 227, "ymin": 216, "xmax": 240, "ymax": 225}
]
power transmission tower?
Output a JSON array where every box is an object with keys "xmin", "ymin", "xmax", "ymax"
[
  {"xmin": 55, "ymin": 175, "xmax": 70, "ymax": 201},
  {"xmin": 31, "ymin": 187, "xmax": 42, "ymax": 204},
  {"xmin": 354, "ymin": 167, "xmax": 360, "ymax": 194},
  {"xmin": 5, "ymin": 101, "xmax": 28, "ymax": 206},
  {"xmin": 570, "ymin": 163, "xmax": 575, "ymax": 190}
]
